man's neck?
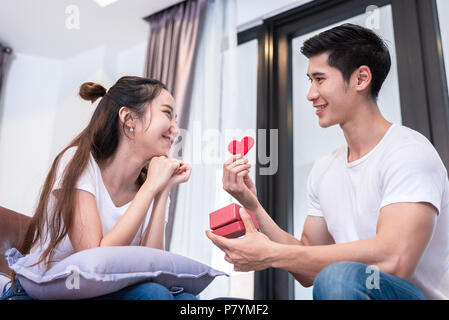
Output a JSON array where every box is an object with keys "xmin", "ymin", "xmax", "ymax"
[{"xmin": 341, "ymin": 102, "xmax": 392, "ymax": 163}]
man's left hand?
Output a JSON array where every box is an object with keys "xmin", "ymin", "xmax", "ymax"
[{"xmin": 205, "ymin": 208, "xmax": 276, "ymax": 272}]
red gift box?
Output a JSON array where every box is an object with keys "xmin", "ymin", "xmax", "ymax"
[{"xmin": 209, "ymin": 203, "xmax": 259, "ymax": 238}]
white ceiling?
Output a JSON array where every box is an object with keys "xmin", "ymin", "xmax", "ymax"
[{"xmin": 0, "ymin": 0, "xmax": 183, "ymax": 59}]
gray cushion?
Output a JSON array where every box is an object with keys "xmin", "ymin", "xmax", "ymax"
[{"xmin": 6, "ymin": 246, "xmax": 227, "ymax": 300}]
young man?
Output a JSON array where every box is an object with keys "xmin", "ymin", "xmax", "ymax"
[{"xmin": 206, "ymin": 23, "xmax": 449, "ymax": 300}]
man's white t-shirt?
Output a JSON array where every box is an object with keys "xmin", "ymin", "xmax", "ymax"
[
  {"xmin": 307, "ymin": 123, "xmax": 449, "ymax": 300},
  {"xmin": 30, "ymin": 147, "xmax": 166, "ymax": 265}
]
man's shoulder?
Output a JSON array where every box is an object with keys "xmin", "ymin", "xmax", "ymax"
[
  {"xmin": 386, "ymin": 124, "xmax": 432, "ymax": 147},
  {"xmin": 310, "ymin": 145, "xmax": 346, "ymax": 175},
  {"xmin": 384, "ymin": 124, "xmax": 440, "ymax": 158}
]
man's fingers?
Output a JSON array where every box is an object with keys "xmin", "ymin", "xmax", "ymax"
[
  {"xmin": 225, "ymin": 154, "xmax": 243, "ymax": 165},
  {"xmin": 224, "ymin": 155, "xmax": 242, "ymax": 186},
  {"xmin": 236, "ymin": 170, "xmax": 248, "ymax": 188},
  {"xmin": 224, "ymin": 155, "xmax": 246, "ymax": 186},
  {"xmin": 229, "ymin": 158, "xmax": 248, "ymax": 169},
  {"xmin": 231, "ymin": 163, "xmax": 251, "ymax": 173},
  {"xmin": 224, "ymin": 254, "xmax": 233, "ymax": 264},
  {"xmin": 205, "ymin": 230, "xmax": 231, "ymax": 252},
  {"xmin": 228, "ymin": 164, "xmax": 250, "ymax": 186},
  {"xmin": 237, "ymin": 169, "xmax": 249, "ymax": 177},
  {"xmin": 239, "ymin": 208, "xmax": 257, "ymax": 233}
]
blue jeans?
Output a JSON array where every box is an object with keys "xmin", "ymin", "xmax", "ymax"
[
  {"xmin": 313, "ymin": 261, "xmax": 428, "ymax": 300},
  {"xmin": 1, "ymin": 279, "xmax": 198, "ymax": 300}
]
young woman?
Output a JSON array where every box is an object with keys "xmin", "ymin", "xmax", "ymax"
[{"xmin": 2, "ymin": 76, "xmax": 195, "ymax": 300}]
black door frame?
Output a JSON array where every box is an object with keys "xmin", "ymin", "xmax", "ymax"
[{"xmin": 238, "ymin": 0, "xmax": 449, "ymax": 300}]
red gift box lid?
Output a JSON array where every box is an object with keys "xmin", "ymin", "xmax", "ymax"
[{"xmin": 209, "ymin": 203, "xmax": 259, "ymax": 230}]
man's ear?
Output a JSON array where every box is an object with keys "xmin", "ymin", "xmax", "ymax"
[
  {"xmin": 354, "ymin": 65, "xmax": 372, "ymax": 93},
  {"xmin": 118, "ymin": 106, "xmax": 134, "ymax": 128}
]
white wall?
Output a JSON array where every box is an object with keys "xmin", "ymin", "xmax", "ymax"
[
  {"xmin": 0, "ymin": 42, "xmax": 147, "ymax": 216},
  {"xmin": 116, "ymin": 42, "xmax": 148, "ymax": 79},
  {"xmin": 0, "ymin": 53, "xmax": 62, "ymax": 215}
]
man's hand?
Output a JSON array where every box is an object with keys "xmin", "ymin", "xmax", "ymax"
[
  {"xmin": 206, "ymin": 208, "xmax": 276, "ymax": 272},
  {"xmin": 223, "ymin": 154, "xmax": 260, "ymax": 211}
]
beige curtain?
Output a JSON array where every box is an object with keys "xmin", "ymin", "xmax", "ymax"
[{"xmin": 144, "ymin": 0, "xmax": 208, "ymax": 249}]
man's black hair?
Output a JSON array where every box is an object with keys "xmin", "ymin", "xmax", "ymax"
[{"xmin": 301, "ymin": 23, "xmax": 391, "ymax": 100}]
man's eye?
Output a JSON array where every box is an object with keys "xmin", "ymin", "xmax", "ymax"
[{"xmin": 317, "ymin": 77, "xmax": 324, "ymax": 82}]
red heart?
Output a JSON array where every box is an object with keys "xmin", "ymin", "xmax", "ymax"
[{"xmin": 227, "ymin": 136, "xmax": 255, "ymax": 156}]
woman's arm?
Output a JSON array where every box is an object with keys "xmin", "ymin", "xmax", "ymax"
[
  {"xmin": 139, "ymin": 188, "xmax": 171, "ymax": 250},
  {"xmin": 139, "ymin": 162, "xmax": 191, "ymax": 250},
  {"xmin": 70, "ymin": 158, "xmax": 189, "ymax": 252},
  {"xmin": 100, "ymin": 183, "xmax": 158, "ymax": 247},
  {"xmin": 68, "ymin": 183, "xmax": 158, "ymax": 251}
]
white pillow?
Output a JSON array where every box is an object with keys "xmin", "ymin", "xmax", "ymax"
[{"xmin": 6, "ymin": 246, "xmax": 227, "ymax": 300}]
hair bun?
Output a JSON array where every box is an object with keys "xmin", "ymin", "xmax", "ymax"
[{"xmin": 79, "ymin": 82, "xmax": 106, "ymax": 103}]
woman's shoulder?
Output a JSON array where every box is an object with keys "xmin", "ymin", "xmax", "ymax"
[
  {"xmin": 53, "ymin": 146, "xmax": 100, "ymax": 191},
  {"xmin": 59, "ymin": 146, "xmax": 78, "ymax": 162},
  {"xmin": 57, "ymin": 146, "xmax": 98, "ymax": 170}
]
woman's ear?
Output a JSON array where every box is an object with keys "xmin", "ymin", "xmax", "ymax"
[{"xmin": 118, "ymin": 106, "xmax": 134, "ymax": 128}]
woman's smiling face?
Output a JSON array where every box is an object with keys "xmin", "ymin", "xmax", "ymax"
[{"xmin": 133, "ymin": 89, "xmax": 179, "ymax": 158}]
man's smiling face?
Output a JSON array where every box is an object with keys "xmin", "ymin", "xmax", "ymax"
[{"xmin": 306, "ymin": 52, "xmax": 358, "ymax": 128}]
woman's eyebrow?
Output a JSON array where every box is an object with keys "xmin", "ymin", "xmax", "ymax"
[{"xmin": 161, "ymin": 104, "xmax": 174, "ymax": 111}]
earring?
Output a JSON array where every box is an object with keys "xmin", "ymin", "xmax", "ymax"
[{"xmin": 130, "ymin": 127, "xmax": 134, "ymax": 132}]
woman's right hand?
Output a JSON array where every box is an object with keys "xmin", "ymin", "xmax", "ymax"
[
  {"xmin": 144, "ymin": 156, "xmax": 183, "ymax": 193},
  {"xmin": 223, "ymin": 154, "xmax": 260, "ymax": 211}
]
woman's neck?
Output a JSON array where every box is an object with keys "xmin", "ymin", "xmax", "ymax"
[{"xmin": 98, "ymin": 143, "xmax": 148, "ymax": 194}]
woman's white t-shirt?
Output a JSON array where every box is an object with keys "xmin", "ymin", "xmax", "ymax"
[
  {"xmin": 306, "ymin": 123, "xmax": 449, "ymax": 299},
  {"xmin": 30, "ymin": 147, "xmax": 165, "ymax": 265}
]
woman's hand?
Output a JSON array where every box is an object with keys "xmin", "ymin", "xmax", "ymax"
[
  {"xmin": 166, "ymin": 162, "xmax": 191, "ymax": 188},
  {"xmin": 144, "ymin": 156, "xmax": 183, "ymax": 193},
  {"xmin": 223, "ymin": 154, "xmax": 260, "ymax": 211}
]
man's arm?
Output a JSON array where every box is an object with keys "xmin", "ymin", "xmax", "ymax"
[
  {"xmin": 290, "ymin": 215, "xmax": 335, "ymax": 287},
  {"xmin": 271, "ymin": 202, "xmax": 437, "ymax": 282},
  {"xmin": 247, "ymin": 203, "xmax": 335, "ymax": 287},
  {"xmin": 252, "ymin": 203, "xmax": 334, "ymax": 246},
  {"xmin": 206, "ymin": 202, "xmax": 436, "ymax": 290}
]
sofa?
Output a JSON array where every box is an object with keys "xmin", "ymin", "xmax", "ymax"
[{"xmin": 0, "ymin": 206, "xmax": 31, "ymax": 275}]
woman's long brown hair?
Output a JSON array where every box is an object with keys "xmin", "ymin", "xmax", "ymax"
[{"xmin": 10, "ymin": 76, "xmax": 167, "ymax": 291}]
